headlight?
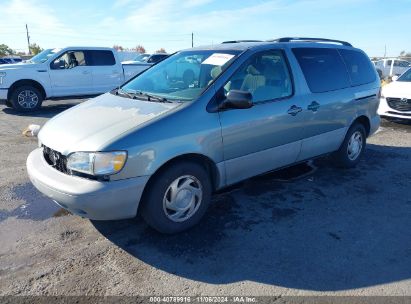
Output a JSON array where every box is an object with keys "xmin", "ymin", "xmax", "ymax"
[{"xmin": 67, "ymin": 151, "xmax": 127, "ymax": 176}]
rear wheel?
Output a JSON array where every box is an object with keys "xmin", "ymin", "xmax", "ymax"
[
  {"xmin": 332, "ymin": 123, "xmax": 366, "ymax": 168},
  {"xmin": 10, "ymin": 85, "xmax": 43, "ymax": 112},
  {"xmin": 141, "ymin": 161, "xmax": 211, "ymax": 234}
]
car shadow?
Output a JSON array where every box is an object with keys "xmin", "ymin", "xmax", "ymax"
[
  {"xmin": 382, "ymin": 117, "xmax": 411, "ymax": 126},
  {"xmin": 92, "ymin": 143, "xmax": 411, "ymax": 291},
  {"xmin": 1, "ymin": 99, "xmax": 84, "ymax": 118}
]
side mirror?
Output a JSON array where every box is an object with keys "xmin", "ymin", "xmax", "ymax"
[
  {"xmin": 392, "ymin": 75, "xmax": 399, "ymax": 81},
  {"xmin": 221, "ymin": 90, "xmax": 253, "ymax": 110}
]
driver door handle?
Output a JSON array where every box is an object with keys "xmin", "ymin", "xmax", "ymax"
[{"xmin": 287, "ymin": 105, "xmax": 302, "ymax": 116}]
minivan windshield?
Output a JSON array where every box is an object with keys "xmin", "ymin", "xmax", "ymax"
[
  {"xmin": 398, "ymin": 68, "xmax": 411, "ymax": 82},
  {"xmin": 121, "ymin": 50, "xmax": 241, "ymax": 102},
  {"xmin": 29, "ymin": 48, "xmax": 61, "ymax": 63}
]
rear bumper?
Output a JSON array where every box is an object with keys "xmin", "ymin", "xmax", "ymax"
[
  {"xmin": 378, "ymin": 98, "xmax": 411, "ymax": 120},
  {"xmin": 27, "ymin": 148, "xmax": 150, "ymax": 220},
  {"xmin": 0, "ymin": 88, "xmax": 8, "ymax": 100},
  {"xmin": 369, "ymin": 115, "xmax": 381, "ymax": 136}
]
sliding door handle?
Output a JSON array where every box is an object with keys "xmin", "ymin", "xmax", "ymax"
[{"xmin": 287, "ymin": 105, "xmax": 302, "ymax": 116}]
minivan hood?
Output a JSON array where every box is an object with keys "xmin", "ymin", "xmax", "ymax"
[
  {"xmin": 382, "ymin": 81, "xmax": 411, "ymax": 98},
  {"xmin": 39, "ymin": 93, "xmax": 180, "ymax": 154}
]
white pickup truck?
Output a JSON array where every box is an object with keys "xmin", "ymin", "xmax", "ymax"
[
  {"xmin": 0, "ymin": 47, "xmax": 146, "ymax": 112},
  {"xmin": 374, "ymin": 58, "xmax": 411, "ymax": 80}
]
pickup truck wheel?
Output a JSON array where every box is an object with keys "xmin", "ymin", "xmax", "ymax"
[
  {"xmin": 141, "ymin": 161, "xmax": 211, "ymax": 234},
  {"xmin": 10, "ymin": 85, "xmax": 43, "ymax": 112},
  {"xmin": 332, "ymin": 123, "xmax": 366, "ymax": 168}
]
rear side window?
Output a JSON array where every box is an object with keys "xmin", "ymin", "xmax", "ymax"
[
  {"xmin": 339, "ymin": 49, "xmax": 376, "ymax": 86},
  {"xmin": 87, "ymin": 50, "xmax": 115, "ymax": 66},
  {"xmin": 293, "ymin": 48, "xmax": 350, "ymax": 93}
]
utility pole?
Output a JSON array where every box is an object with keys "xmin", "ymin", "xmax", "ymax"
[
  {"xmin": 384, "ymin": 44, "xmax": 386, "ymax": 58},
  {"xmin": 191, "ymin": 32, "xmax": 194, "ymax": 48},
  {"xmin": 26, "ymin": 24, "xmax": 31, "ymax": 55}
]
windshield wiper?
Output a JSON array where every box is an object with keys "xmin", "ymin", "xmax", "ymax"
[
  {"xmin": 115, "ymin": 88, "xmax": 173, "ymax": 103},
  {"xmin": 115, "ymin": 88, "xmax": 137, "ymax": 99},
  {"xmin": 127, "ymin": 89, "xmax": 172, "ymax": 103}
]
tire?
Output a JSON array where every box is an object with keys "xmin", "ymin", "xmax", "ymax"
[
  {"xmin": 141, "ymin": 161, "xmax": 212, "ymax": 234},
  {"xmin": 10, "ymin": 85, "xmax": 43, "ymax": 112},
  {"xmin": 332, "ymin": 123, "xmax": 366, "ymax": 168}
]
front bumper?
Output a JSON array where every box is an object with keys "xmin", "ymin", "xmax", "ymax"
[
  {"xmin": 378, "ymin": 98, "xmax": 411, "ymax": 120},
  {"xmin": 0, "ymin": 88, "xmax": 8, "ymax": 100},
  {"xmin": 27, "ymin": 148, "xmax": 150, "ymax": 220}
]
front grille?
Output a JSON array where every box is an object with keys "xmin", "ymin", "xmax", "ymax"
[
  {"xmin": 387, "ymin": 111, "xmax": 411, "ymax": 117},
  {"xmin": 386, "ymin": 97, "xmax": 411, "ymax": 112},
  {"xmin": 43, "ymin": 145, "xmax": 69, "ymax": 174}
]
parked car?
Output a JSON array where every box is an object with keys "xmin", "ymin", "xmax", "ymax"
[
  {"xmin": 27, "ymin": 37, "xmax": 380, "ymax": 234},
  {"xmin": 378, "ymin": 67, "xmax": 411, "ymax": 119},
  {"xmin": 1, "ymin": 56, "xmax": 22, "ymax": 64},
  {"xmin": 121, "ymin": 53, "xmax": 151, "ymax": 64},
  {"xmin": 0, "ymin": 47, "xmax": 146, "ymax": 112},
  {"xmin": 122, "ymin": 53, "xmax": 169, "ymax": 76},
  {"xmin": 374, "ymin": 58, "xmax": 410, "ymax": 79}
]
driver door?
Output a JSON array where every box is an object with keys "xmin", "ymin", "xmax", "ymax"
[
  {"xmin": 218, "ymin": 49, "xmax": 306, "ymax": 185},
  {"xmin": 49, "ymin": 50, "xmax": 93, "ymax": 97}
]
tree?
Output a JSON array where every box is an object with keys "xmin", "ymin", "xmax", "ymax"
[
  {"xmin": 29, "ymin": 43, "xmax": 43, "ymax": 55},
  {"xmin": 156, "ymin": 48, "xmax": 166, "ymax": 53},
  {"xmin": 0, "ymin": 44, "xmax": 14, "ymax": 57},
  {"xmin": 134, "ymin": 45, "xmax": 146, "ymax": 53},
  {"xmin": 113, "ymin": 45, "xmax": 124, "ymax": 51},
  {"xmin": 399, "ymin": 50, "xmax": 411, "ymax": 59}
]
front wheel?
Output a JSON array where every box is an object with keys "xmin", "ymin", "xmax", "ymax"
[
  {"xmin": 141, "ymin": 161, "xmax": 211, "ymax": 234},
  {"xmin": 332, "ymin": 123, "xmax": 366, "ymax": 168},
  {"xmin": 10, "ymin": 85, "xmax": 43, "ymax": 112}
]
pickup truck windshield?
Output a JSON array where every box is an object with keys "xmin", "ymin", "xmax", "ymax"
[
  {"xmin": 398, "ymin": 68, "xmax": 411, "ymax": 82},
  {"xmin": 121, "ymin": 50, "xmax": 241, "ymax": 102},
  {"xmin": 30, "ymin": 48, "xmax": 61, "ymax": 64}
]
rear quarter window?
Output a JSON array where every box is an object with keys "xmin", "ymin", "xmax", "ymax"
[
  {"xmin": 339, "ymin": 49, "xmax": 376, "ymax": 86},
  {"xmin": 87, "ymin": 50, "xmax": 115, "ymax": 66},
  {"xmin": 292, "ymin": 48, "xmax": 350, "ymax": 93}
]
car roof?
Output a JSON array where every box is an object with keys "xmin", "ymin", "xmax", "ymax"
[
  {"xmin": 182, "ymin": 38, "xmax": 360, "ymax": 53},
  {"xmin": 63, "ymin": 46, "xmax": 115, "ymax": 51}
]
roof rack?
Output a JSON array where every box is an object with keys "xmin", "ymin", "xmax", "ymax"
[
  {"xmin": 269, "ymin": 37, "xmax": 352, "ymax": 47},
  {"xmin": 221, "ymin": 40, "xmax": 263, "ymax": 44}
]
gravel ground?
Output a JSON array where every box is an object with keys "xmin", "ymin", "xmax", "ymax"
[{"xmin": 0, "ymin": 99, "xmax": 410, "ymax": 297}]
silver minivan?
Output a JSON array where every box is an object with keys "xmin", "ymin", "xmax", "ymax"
[{"xmin": 27, "ymin": 38, "xmax": 381, "ymax": 234}]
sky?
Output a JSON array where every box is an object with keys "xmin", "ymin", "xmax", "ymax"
[{"xmin": 1, "ymin": 0, "xmax": 411, "ymax": 57}]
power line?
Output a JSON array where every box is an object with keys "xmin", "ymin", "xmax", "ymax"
[{"xmin": 26, "ymin": 24, "xmax": 31, "ymax": 55}]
